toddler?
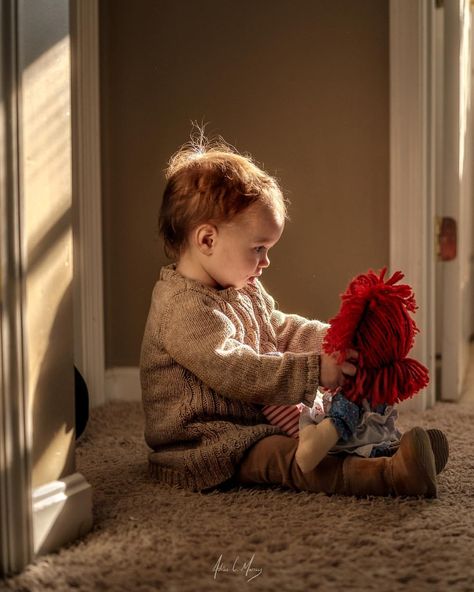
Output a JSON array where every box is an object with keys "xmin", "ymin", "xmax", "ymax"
[{"xmin": 140, "ymin": 135, "xmax": 440, "ymax": 497}]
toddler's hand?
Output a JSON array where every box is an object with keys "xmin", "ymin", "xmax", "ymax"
[{"xmin": 319, "ymin": 349, "xmax": 358, "ymax": 391}]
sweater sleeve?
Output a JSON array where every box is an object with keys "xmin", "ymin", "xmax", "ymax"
[
  {"xmin": 161, "ymin": 291, "xmax": 319, "ymax": 407},
  {"xmin": 258, "ymin": 282, "xmax": 330, "ymax": 354}
]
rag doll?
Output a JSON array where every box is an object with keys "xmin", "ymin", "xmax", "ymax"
[{"xmin": 263, "ymin": 268, "xmax": 430, "ymax": 474}]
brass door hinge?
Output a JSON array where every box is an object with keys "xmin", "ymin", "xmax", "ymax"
[{"xmin": 435, "ymin": 216, "xmax": 457, "ymax": 261}]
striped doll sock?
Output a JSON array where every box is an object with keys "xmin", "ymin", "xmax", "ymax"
[{"xmin": 262, "ymin": 404, "xmax": 304, "ymax": 439}]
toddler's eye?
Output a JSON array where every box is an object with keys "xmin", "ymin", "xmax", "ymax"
[{"xmin": 254, "ymin": 246, "xmax": 265, "ymax": 254}]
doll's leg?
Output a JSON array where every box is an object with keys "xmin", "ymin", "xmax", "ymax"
[
  {"xmin": 294, "ymin": 391, "xmax": 361, "ymax": 474},
  {"xmin": 295, "ymin": 419, "xmax": 340, "ymax": 474},
  {"xmin": 235, "ymin": 427, "xmax": 437, "ymax": 497}
]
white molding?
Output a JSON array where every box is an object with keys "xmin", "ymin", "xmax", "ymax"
[
  {"xmin": 105, "ymin": 367, "xmax": 141, "ymax": 402},
  {"xmin": 390, "ymin": 0, "xmax": 437, "ymax": 411},
  {"xmin": 71, "ymin": 0, "xmax": 105, "ymax": 408},
  {"xmin": 32, "ymin": 473, "xmax": 92, "ymax": 556},
  {"xmin": 0, "ymin": 0, "xmax": 34, "ymax": 574},
  {"xmin": 440, "ymin": 0, "xmax": 473, "ymax": 401}
]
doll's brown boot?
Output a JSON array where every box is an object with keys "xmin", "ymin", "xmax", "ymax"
[{"xmin": 342, "ymin": 427, "xmax": 437, "ymax": 498}]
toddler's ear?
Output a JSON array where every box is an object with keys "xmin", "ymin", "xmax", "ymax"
[{"xmin": 195, "ymin": 224, "xmax": 217, "ymax": 254}]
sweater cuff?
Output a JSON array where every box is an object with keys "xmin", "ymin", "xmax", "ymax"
[{"xmin": 302, "ymin": 352, "xmax": 320, "ymax": 406}]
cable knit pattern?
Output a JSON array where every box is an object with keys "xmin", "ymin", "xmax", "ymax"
[{"xmin": 140, "ymin": 264, "xmax": 328, "ymax": 491}]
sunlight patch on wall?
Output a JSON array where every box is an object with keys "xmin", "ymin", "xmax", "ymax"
[
  {"xmin": 23, "ymin": 37, "xmax": 71, "ymax": 243},
  {"xmin": 19, "ymin": 33, "xmax": 75, "ymax": 488}
]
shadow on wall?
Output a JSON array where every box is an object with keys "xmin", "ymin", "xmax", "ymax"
[{"xmin": 31, "ymin": 281, "xmax": 75, "ymax": 488}]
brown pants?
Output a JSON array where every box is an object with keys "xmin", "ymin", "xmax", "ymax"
[{"xmin": 234, "ymin": 434, "xmax": 347, "ymax": 494}]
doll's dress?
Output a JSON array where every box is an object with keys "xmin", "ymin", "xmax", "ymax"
[{"xmin": 299, "ymin": 389, "xmax": 402, "ymax": 458}]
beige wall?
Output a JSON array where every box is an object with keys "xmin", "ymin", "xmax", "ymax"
[
  {"xmin": 18, "ymin": 0, "xmax": 75, "ymax": 488},
  {"xmin": 100, "ymin": 0, "xmax": 389, "ymax": 367}
]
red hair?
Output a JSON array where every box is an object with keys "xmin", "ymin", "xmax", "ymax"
[
  {"xmin": 159, "ymin": 137, "xmax": 287, "ymax": 259},
  {"xmin": 323, "ymin": 268, "xmax": 429, "ymax": 407}
]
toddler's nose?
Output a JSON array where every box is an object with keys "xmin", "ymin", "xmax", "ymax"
[{"xmin": 259, "ymin": 253, "xmax": 270, "ymax": 268}]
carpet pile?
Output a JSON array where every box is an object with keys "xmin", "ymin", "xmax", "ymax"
[{"xmin": 2, "ymin": 398, "xmax": 474, "ymax": 592}]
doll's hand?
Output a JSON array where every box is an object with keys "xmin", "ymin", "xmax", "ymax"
[{"xmin": 319, "ymin": 349, "xmax": 358, "ymax": 391}]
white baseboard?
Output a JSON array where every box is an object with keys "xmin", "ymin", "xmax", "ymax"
[
  {"xmin": 32, "ymin": 472, "xmax": 93, "ymax": 556},
  {"xmin": 104, "ymin": 366, "xmax": 141, "ymax": 402}
]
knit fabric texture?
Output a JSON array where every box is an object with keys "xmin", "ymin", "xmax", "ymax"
[{"xmin": 140, "ymin": 264, "xmax": 328, "ymax": 491}]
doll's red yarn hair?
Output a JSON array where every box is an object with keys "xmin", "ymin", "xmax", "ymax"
[{"xmin": 323, "ymin": 268, "xmax": 429, "ymax": 407}]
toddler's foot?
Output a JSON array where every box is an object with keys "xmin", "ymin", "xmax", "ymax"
[
  {"xmin": 342, "ymin": 427, "xmax": 437, "ymax": 498},
  {"xmin": 377, "ymin": 428, "xmax": 449, "ymax": 475},
  {"xmin": 389, "ymin": 427, "xmax": 437, "ymax": 497},
  {"xmin": 426, "ymin": 428, "xmax": 449, "ymax": 474}
]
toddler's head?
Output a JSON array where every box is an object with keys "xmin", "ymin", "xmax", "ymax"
[{"xmin": 159, "ymin": 136, "xmax": 288, "ymax": 289}]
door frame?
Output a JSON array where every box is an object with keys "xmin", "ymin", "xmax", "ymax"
[
  {"xmin": 440, "ymin": 0, "xmax": 473, "ymax": 400},
  {"xmin": 0, "ymin": 0, "xmax": 34, "ymax": 573},
  {"xmin": 71, "ymin": 0, "xmax": 105, "ymax": 407},
  {"xmin": 389, "ymin": 0, "xmax": 437, "ymax": 411}
]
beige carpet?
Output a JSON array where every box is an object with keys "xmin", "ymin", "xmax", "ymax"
[{"xmin": 2, "ymin": 398, "xmax": 474, "ymax": 592}]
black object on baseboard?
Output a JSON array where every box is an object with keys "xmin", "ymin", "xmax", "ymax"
[{"xmin": 74, "ymin": 366, "xmax": 89, "ymax": 440}]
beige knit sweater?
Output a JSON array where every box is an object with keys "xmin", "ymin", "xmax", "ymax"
[{"xmin": 140, "ymin": 264, "xmax": 328, "ymax": 491}]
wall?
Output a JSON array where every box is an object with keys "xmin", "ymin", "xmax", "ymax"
[
  {"xmin": 18, "ymin": 0, "xmax": 75, "ymax": 489},
  {"xmin": 100, "ymin": 0, "xmax": 389, "ymax": 368}
]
